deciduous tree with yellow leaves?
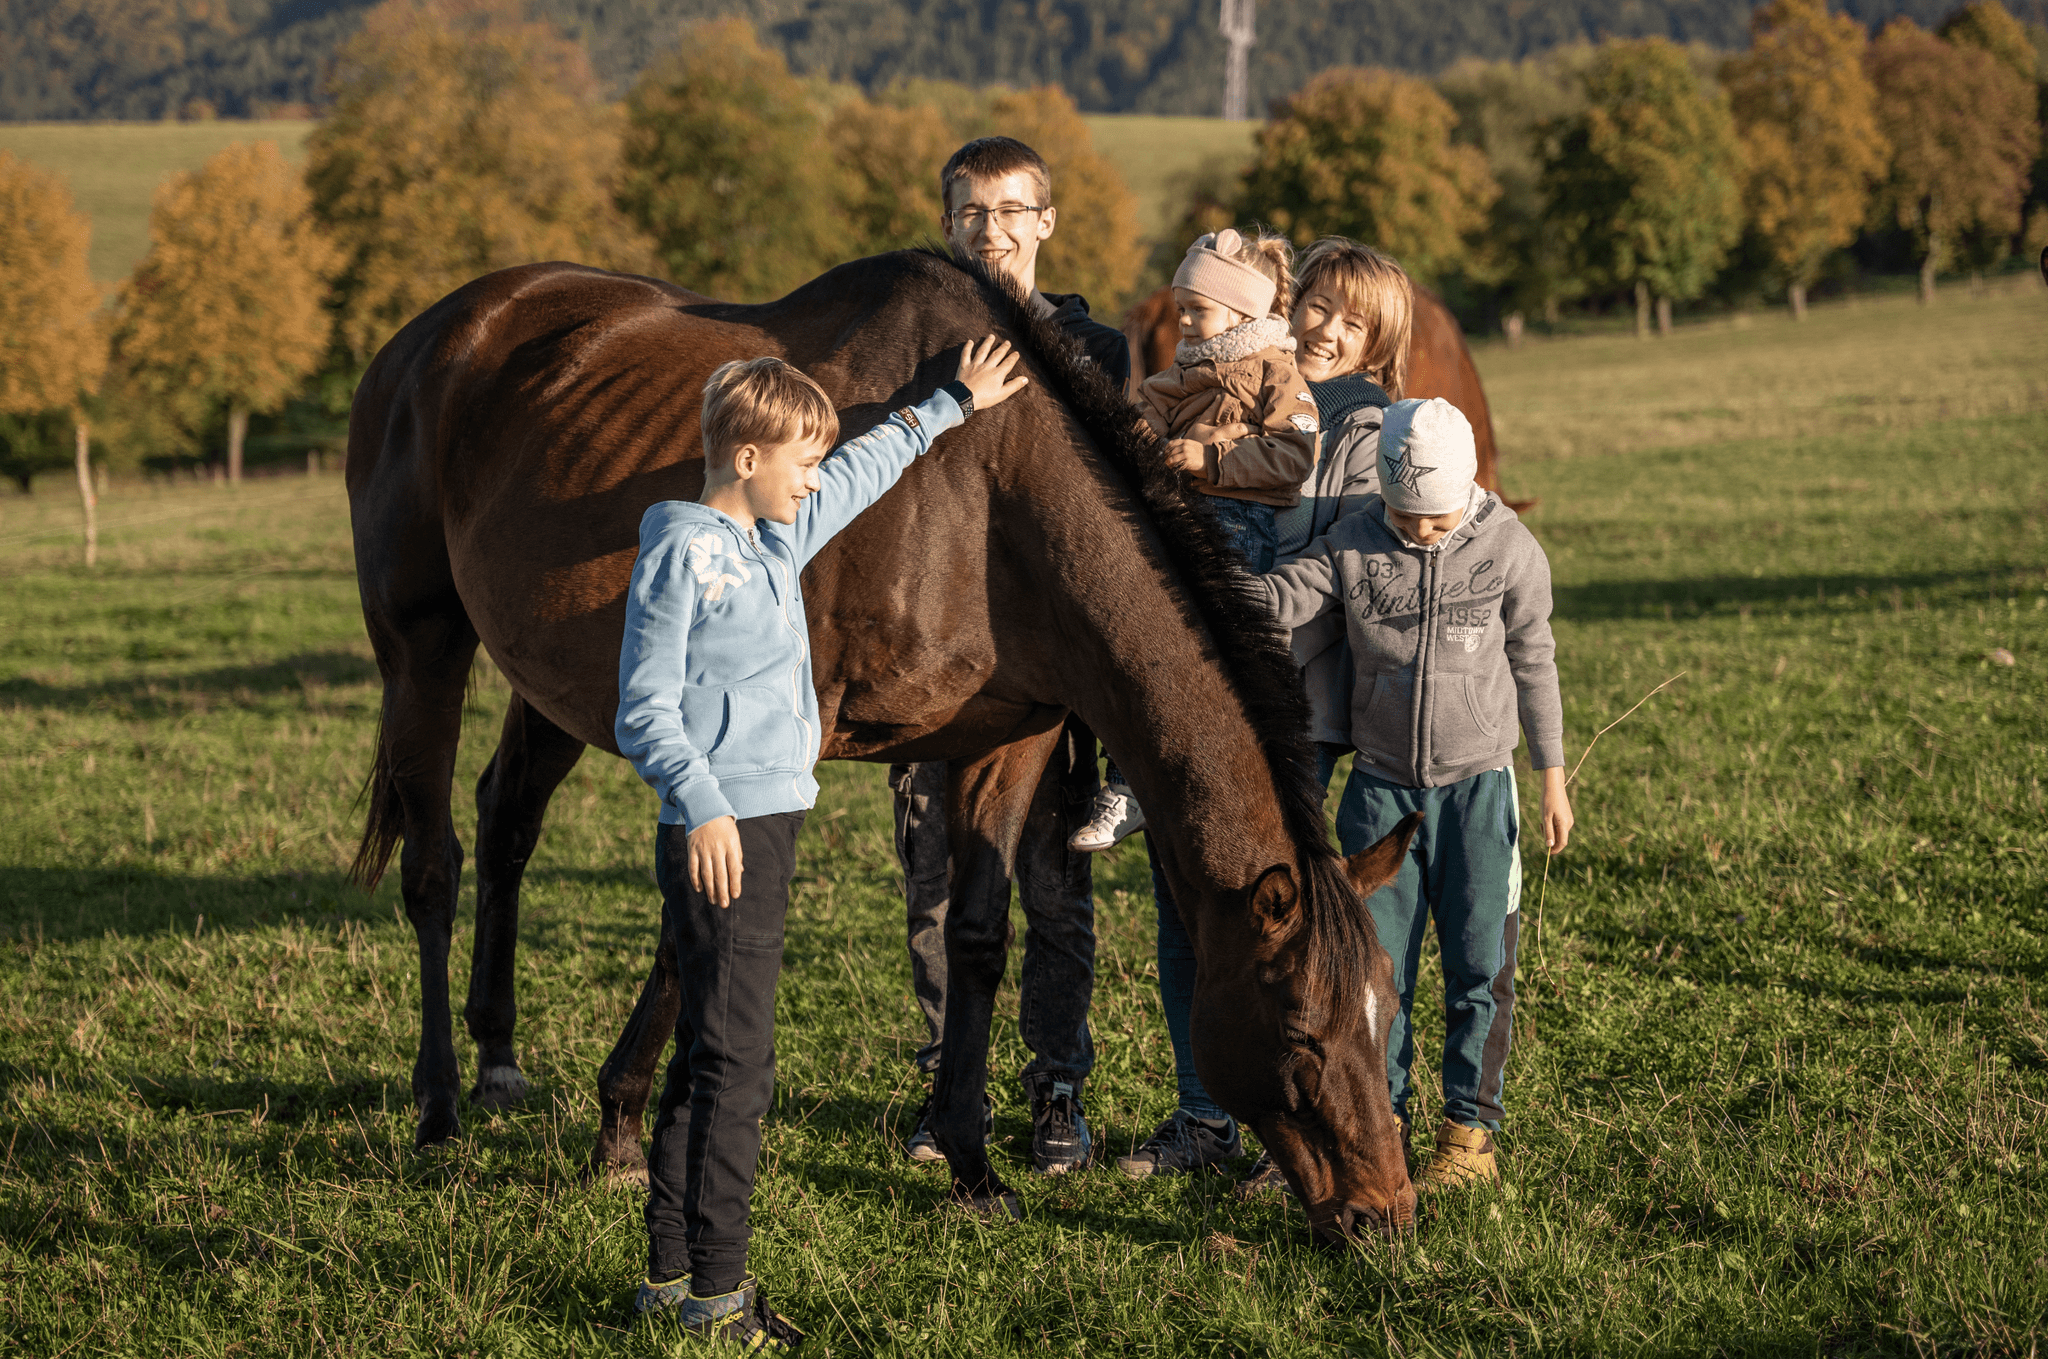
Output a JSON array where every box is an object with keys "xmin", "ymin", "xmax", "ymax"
[
  {"xmin": 0, "ymin": 152, "xmax": 106, "ymax": 559},
  {"xmin": 308, "ymin": 0, "xmax": 653, "ymax": 360},
  {"xmin": 116, "ymin": 140, "xmax": 337, "ymax": 484},
  {"xmin": 1867, "ymin": 17, "xmax": 2040, "ymax": 302},
  {"xmin": 1236, "ymin": 68, "xmax": 1499, "ymax": 287},
  {"xmin": 1723, "ymin": 0, "xmax": 1889, "ymax": 319}
]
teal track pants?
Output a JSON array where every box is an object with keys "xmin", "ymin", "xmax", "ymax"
[{"xmin": 1334, "ymin": 764, "xmax": 1522, "ymax": 1131}]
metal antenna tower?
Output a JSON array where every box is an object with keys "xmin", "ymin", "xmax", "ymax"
[{"xmin": 1220, "ymin": 0, "xmax": 1256, "ymax": 121}]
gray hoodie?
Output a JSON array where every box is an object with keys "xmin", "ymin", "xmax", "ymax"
[
  {"xmin": 1255, "ymin": 489, "xmax": 1565, "ymax": 788},
  {"xmin": 1276, "ymin": 377, "xmax": 1388, "ymax": 746}
]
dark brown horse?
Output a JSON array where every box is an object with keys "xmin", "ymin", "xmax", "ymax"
[
  {"xmin": 1121, "ymin": 283, "xmax": 1512, "ymax": 498},
  {"xmin": 344, "ymin": 249, "xmax": 1421, "ymax": 1240}
]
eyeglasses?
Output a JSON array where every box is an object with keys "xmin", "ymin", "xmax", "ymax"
[{"xmin": 945, "ymin": 204, "xmax": 1047, "ymax": 232}]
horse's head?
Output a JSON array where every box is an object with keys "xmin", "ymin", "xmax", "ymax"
[{"xmin": 1192, "ymin": 812, "xmax": 1424, "ymax": 1245}]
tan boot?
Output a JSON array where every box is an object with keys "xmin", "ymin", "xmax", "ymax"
[{"xmin": 1416, "ymin": 1121, "xmax": 1500, "ymax": 1191}]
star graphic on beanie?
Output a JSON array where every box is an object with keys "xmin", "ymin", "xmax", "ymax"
[{"xmin": 1386, "ymin": 451, "xmax": 1436, "ymax": 496}]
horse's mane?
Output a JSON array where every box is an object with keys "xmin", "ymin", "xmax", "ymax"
[{"xmin": 908, "ymin": 248, "xmax": 1373, "ymax": 1019}]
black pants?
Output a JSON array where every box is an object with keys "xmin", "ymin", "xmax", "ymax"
[
  {"xmin": 889, "ymin": 717, "xmax": 1097, "ymax": 1092},
  {"xmin": 645, "ymin": 811, "xmax": 805, "ymax": 1295}
]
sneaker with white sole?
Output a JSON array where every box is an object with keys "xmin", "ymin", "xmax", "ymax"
[
  {"xmin": 1068, "ymin": 784, "xmax": 1146, "ymax": 852},
  {"xmin": 1029, "ymin": 1078, "xmax": 1092, "ymax": 1175},
  {"xmin": 903, "ymin": 1089, "xmax": 994, "ymax": 1163},
  {"xmin": 1115, "ymin": 1109, "xmax": 1240, "ymax": 1178}
]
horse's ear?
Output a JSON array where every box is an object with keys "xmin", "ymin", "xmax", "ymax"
[
  {"xmin": 1344, "ymin": 811, "xmax": 1423, "ymax": 901},
  {"xmin": 1250, "ymin": 864, "xmax": 1302, "ymax": 952}
]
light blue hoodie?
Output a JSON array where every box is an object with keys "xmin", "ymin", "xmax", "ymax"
[{"xmin": 615, "ymin": 388, "xmax": 965, "ymax": 830}]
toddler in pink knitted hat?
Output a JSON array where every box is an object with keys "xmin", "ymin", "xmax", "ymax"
[{"xmin": 1072, "ymin": 227, "xmax": 1317, "ymax": 856}]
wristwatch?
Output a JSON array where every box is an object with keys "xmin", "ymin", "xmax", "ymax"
[{"xmin": 941, "ymin": 379, "xmax": 974, "ymax": 419}]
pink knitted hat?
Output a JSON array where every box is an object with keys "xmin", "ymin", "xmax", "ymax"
[{"xmin": 1170, "ymin": 229, "xmax": 1276, "ymax": 320}]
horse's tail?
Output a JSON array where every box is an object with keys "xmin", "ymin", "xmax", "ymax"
[{"xmin": 348, "ymin": 696, "xmax": 405, "ymax": 891}]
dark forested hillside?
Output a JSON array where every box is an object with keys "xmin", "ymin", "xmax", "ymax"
[{"xmin": 4, "ymin": 0, "xmax": 2039, "ymax": 120}]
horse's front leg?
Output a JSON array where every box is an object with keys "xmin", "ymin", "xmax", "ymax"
[{"xmin": 930, "ymin": 724, "xmax": 1067, "ymax": 1216}]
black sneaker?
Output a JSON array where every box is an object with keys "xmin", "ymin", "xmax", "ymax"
[
  {"xmin": 903, "ymin": 1089, "xmax": 994, "ymax": 1164},
  {"xmin": 1115, "ymin": 1110, "xmax": 1241, "ymax": 1178},
  {"xmin": 1234, "ymin": 1149, "xmax": 1291, "ymax": 1199},
  {"xmin": 1029, "ymin": 1079, "xmax": 1092, "ymax": 1175}
]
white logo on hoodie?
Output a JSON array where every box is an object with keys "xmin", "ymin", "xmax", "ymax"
[{"xmin": 686, "ymin": 533, "xmax": 753, "ymax": 602}]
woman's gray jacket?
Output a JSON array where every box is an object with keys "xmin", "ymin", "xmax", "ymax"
[{"xmin": 1275, "ymin": 376, "xmax": 1390, "ymax": 747}]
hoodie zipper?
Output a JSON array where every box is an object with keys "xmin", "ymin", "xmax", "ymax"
[
  {"xmin": 747, "ymin": 526, "xmax": 815, "ymax": 789},
  {"xmin": 1412, "ymin": 548, "xmax": 1439, "ymax": 785}
]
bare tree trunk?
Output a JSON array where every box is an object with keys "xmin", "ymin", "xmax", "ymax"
[
  {"xmin": 73, "ymin": 420, "xmax": 97, "ymax": 569},
  {"xmin": 1655, "ymin": 296, "xmax": 1673, "ymax": 337},
  {"xmin": 1542, "ymin": 295, "xmax": 1560, "ymax": 325},
  {"xmin": 1788, "ymin": 280, "xmax": 1808, "ymax": 321},
  {"xmin": 1919, "ymin": 232, "xmax": 1938, "ymax": 305},
  {"xmin": 1503, "ymin": 311, "xmax": 1525, "ymax": 349},
  {"xmin": 227, "ymin": 405, "xmax": 249, "ymax": 484},
  {"xmin": 1634, "ymin": 281, "xmax": 1650, "ymax": 339}
]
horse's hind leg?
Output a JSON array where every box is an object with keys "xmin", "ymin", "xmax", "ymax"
[
  {"xmin": 931, "ymin": 724, "xmax": 1066, "ymax": 1214},
  {"xmin": 466, "ymin": 692, "xmax": 585, "ymax": 1109},
  {"xmin": 590, "ymin": 911, "xmax": 681, "ymax": 1182}
]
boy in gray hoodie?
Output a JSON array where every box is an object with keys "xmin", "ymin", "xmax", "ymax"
[
  {"xmin": 1252, "ymin": 397, "xmax": 1574, "ymax": 1192},
  {"xmin": 616, "ymin": 339, "xmax": 1025, "ymax": 1350}
]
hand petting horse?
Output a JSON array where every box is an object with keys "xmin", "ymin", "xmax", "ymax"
[{"xmin": 343, "ymin": 248, "xmax": 1422, "ymax": 1242}]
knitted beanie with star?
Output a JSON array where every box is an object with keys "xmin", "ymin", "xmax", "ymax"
[{"xmin": 1377, "ymin": 397, "xmax": 1477, "ymax": 515}]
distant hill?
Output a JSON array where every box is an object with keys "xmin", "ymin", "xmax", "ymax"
[{"xmin": 4, "ymin": 0, "xmax": 2035, "ymax": 121}]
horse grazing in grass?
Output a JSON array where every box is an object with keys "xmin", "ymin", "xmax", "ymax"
[
  {"xmin": 1121, "ymin": 283, "xmax": 1512, "ymax": 499},
  {"xmin": 344, "ymin": 249, "xmax": 1422, "ymax": 1241}
]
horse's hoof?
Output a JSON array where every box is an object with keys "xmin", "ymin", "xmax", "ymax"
[
  {"xmin": 470, "ymin": 1065, "xmax": 530, "ymax": 1111},
  {"xmin": 947, "ymin": 1184, "xmax": 1023, "ymax": 1222},
  {"xmin": 414, "ymin": 1096, "xmax": 461, "ymax": 1150},
  {"xmin": 584, "ymin": 1140, "xmax": 650, "ymax": 1188}
]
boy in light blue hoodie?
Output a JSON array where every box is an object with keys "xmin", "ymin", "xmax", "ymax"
[{"xmin": 616, "ymin": 337, "xmax": 1026, "ymax": 1351}]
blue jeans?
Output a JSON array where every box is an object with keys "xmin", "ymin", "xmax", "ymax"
[
  {"xmin": 1206, "ymin": 496, "xmax": 1278, "ymax": 574},
  {"xmin": 1336, "ymin": 765, "xmax": 1522, "ymax": 1131},
  {"xmin": 1146, "ymin": 501, "xmax": 1280, "ymax": 1123}
]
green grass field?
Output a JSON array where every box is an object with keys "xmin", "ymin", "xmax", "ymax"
[
  {"xmin": 1080, "ymin": 114, "xmax": 1257, "ymax": 244},
  {"xmin": 0, "ymin": 121, "xmax": 315, "ymax": 285},
  {"xmin": 3, "ymin": 286, "xmax": 2046, "ymax": 1355}
]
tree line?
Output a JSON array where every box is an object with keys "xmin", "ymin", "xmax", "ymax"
[
  {"xmin": 5, "ymin": 0, "xmax": 2030, "ymax": 121},
  {"xmin": 2, "ymin": 0, "xmax": 2042, "ymax": 556}
]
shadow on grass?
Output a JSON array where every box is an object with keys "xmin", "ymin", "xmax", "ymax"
[
  {"xmin": 1552, "ymin": 566, "xmax": 2032, "ymax": 623},
  {"xmin": 0, "ymin": 865, "xmax": 385, "ymax": 941},
  {"xmin": 0, "ymin": 647, "xmax": 377, "ymax": 714}
]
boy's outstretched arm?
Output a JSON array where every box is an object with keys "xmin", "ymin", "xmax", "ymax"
[
  {"xmin": 786, "ymin": 335, "xmax": 1027, "ymax": 563},
  {"xmin": 1249, "ymin": 534, "xmax": 1341, "ymax": 629}
]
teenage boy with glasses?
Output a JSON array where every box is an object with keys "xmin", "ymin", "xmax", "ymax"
[{"xmin": 889, "ymin": 136, "xmax": 1129, "ymax": 1177}]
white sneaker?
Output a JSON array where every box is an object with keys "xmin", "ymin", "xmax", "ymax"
[{"xmin": 1068, "ymin": 784, "xmax": 1146, "ymax": 852}]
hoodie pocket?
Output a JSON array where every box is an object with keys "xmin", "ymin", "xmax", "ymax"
[
  {"xmin": 1428, "ymin": 673, "xmax": 1502, "ymax": 768},
  {"xmin": 710, "ymin": 683, "xmax": 802, "ymax": 774},
  {"xmin": 1351, "ymin": 672, "xmax": 1408, "ymax": 770}
]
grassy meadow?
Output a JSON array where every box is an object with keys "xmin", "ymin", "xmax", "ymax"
[
  {"xmin": 0, "ymin": 121, "xmax": 315, "ymax": 284},
  {"xmin": 3, "ymin": 285, "xmax": 2047, "ymax": 1356}
]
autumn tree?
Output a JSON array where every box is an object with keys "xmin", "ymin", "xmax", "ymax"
[
  {"xmin": 1539, "ymin": 38, "xmax": 1743, "ymax": 337},
  {"xmin": 308, "ymin": 0, "xmax": 654, "ymax": 360},
  {"xmin": 113, "ymin": 141, "xmax": 335, "ymax": 484},
  {"xmin": 0, "ymin": 152, "xmax": 106, "ymax": 559},
  {"xmin": 1722, "ymin": 0, "xmax": 1888, "ymax": 319},
  {"xmin": 618, "ymin": 19, "xmax": 848, "ymax": 301},
  {"xmin": 828, "ymin": 96, "xmax": 957, "ymax": 256},
  {"xmin": 1436, "ymin": 45, "xmax": 1596, "ymax": 321},
  {"xmin": 1936, "ymin": 1, "xmax": 2045, "ymax": 277},
  {"xmin": 1867, "ymin": 17, "xmax": 2039, "ymax": 302},
  {"xmin": 1236, "ymin": 67, "xmax": 1498, "ymax": 286}
]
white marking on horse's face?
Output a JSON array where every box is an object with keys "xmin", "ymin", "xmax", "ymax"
[{"xmin": 1364, "ymin": 985, "xmax": 1379, "ymax": 1038}]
